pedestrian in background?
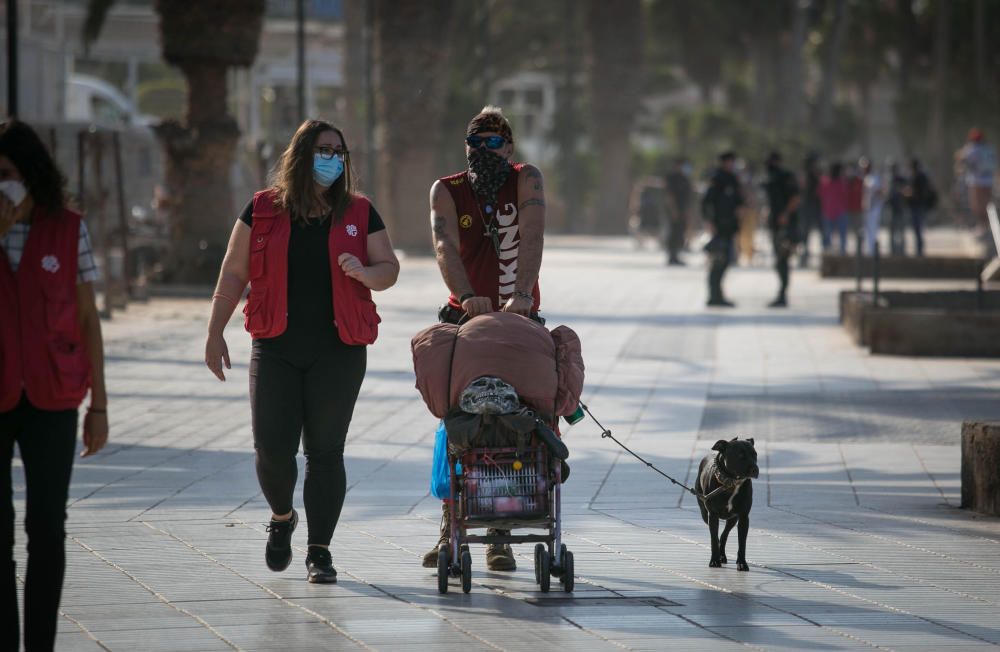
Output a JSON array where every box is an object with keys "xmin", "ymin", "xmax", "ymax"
[
  {"xmin": 1, "ymin": 120, "xmax": 109, "ymax": 652},
  {"xmin": 955, "ymin": 128, "xmax": 997, "ymax": 253},
  {"xmin": 906, "ymin": 158, "xmax": 934, "ymax": 257},
  {"xmin": 762, "ymin": 151, "xmax": 800, "ymax": 308},
  {"xmin": 819, "ymin": 162, "xmax": 849, "ymax": 254},
  {"xmin": 701, "ymin": 151, "xmax": 743, "ymax": 307},
  {"xmin": 664, "ymin": 158, "xmax": 692, "ymax": 266},
  {"xmin": 798, "ymin": 154, "xmax": 822, "ymax": 267},
  {"xmin": 860, "ymin": 157, "xmax": 884, "ymax": 255},
  {"xmin": 886, "ymin": 161, "xmax": 908, "ymax": 255},
  {"xmin": 846, "ymin": 163, "xmax": 864, "ymax": 253},
  {"xmin": 204, "ymin": 119, "xmax": 399, "ymax": 584}
]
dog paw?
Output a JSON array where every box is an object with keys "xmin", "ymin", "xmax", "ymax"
[
  {"xmin": 709, "ymin": 558, "xmax": 722, "ymax": 568},
  {"xmin": 736, "ymin": 560, "xmax": 749, "ymax": 572},
  {"xmin": 718, "ymin": 553, "xmax": 728, "ymax": 564}
]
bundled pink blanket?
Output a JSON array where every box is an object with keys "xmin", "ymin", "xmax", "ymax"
[{"xmin": 411, "ymin": 313, "xmax": 584, "ymax": 418}]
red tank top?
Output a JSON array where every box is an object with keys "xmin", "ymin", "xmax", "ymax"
[{"xmin": 439, "ymin": 164, "xmax": 541, "ymax": 312}]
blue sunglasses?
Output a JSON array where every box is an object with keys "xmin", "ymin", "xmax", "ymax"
[{"xmin": 466, "ymin": 134, "xmax": 507, "ymax": 150}]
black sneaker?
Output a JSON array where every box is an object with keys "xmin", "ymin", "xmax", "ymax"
[
  {"xmin": 305, "ymin": 547, "xmax": 338, "ymax": 584},
  {"xmin": 264, "ymin": 509, "xmax": 298, "ymax": 572},
  {"xmin": 768, "ymin": 296, "xmax": 788, "ymax": 308}
]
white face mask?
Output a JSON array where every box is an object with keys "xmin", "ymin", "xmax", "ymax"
[{"xmin": 0, "ymin": 180, "xmax": 27, "ymax": 207}]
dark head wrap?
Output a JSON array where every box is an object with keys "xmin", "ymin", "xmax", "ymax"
[
  {"xmin": 466, "ymin": 108, "xmax": 513, "ymax": 142},
  {"xmin": 465, "ymin": 107, "xmax": 514, "ymax": 210}
]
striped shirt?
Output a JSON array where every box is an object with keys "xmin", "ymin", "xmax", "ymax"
[{"xmin": 0, "ymin": 219, "xmax": 99, "ymax": 283}]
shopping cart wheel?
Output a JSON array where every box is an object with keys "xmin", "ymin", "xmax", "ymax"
[
  {"xmin": 539, "ymin": 549, "xmax": 551, "ymax": 593},
  {"xmin": 533, "ymin": 543, "xmax": 545, "ymax": 584},
  {"xmin": 437, "ymin": 547, "xmax": 449, "ymax": 594},
  {"xmin": 460, "ymin": 549, "xmax": 472, "ymax": 594},
  {"xmin": 561, "ymin": 550, "xmax": 574, "ymax": 593}
]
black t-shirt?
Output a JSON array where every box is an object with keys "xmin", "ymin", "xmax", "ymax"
[
  {"xmin": 763, "ymin": 166, "xmax": 800, "ymax": 231},
  {"xmin": 701, "ymin": 169, "xmax": 743, "ymax": 237},
  {"xmin": 238, "ymin": 199, "xmax": 385, "ymax": 345}
]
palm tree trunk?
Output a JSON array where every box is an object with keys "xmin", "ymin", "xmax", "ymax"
[
  {"xmin": 584, "ymin": 0, "xmax": 644, "ymax": 234},
  {"xmin": 784, "ymin": 0, "xmax": 810, "ymax": 130},
  {"xmin": 928, "ymin": 0, "xmax": 950, "ymax": 187},
  {"xmin": 372, "ymin": 0, "xmax": 454, "ymax": 252},
  {"xmin": 817, "ymin": 0, "xmax": 849, "ymax": 131}
]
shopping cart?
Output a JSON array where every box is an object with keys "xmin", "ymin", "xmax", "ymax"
[{"xmin": 436, "ymin": 416, "xmax": 573, "ymax": 594}]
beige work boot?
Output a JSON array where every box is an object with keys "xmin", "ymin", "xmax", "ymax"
[
  {"xmin": 422, "ymin": 502, "xmax": 450, "ymax": 568},
  {"xmin": 485, "ymin": 529, "xmax": 516, "ymax": 571}
]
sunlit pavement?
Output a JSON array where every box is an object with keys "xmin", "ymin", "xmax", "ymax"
[{"xmin": 15, "ymin": 230, "xmax": 1000, "ymax": 651}]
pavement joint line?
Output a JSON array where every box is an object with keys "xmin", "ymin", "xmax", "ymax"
[
  {"xmin": 768, "ymin": 503, "xmax": 1000, "ymax": 581},
  {"xmin": 859, "ymin": 504, "xmax": 1000, "ymax": 544},
  {"xmin": 128, "ymin": 452, "xmax": 254, "ymax": 521},
  {"xmin": 910, "ymin": 443, "xmax": 953, "ymax": 506},
  {"xmin": 141, "ymin": 520, "xmax": 375, "ymax": 651},
  {"xmin": 68, "ymin": 534, "xmax": 243, "ymax": 651},
  {"xmin": 568, "ymin": 525, "xmax": 896, "ymax": 652},
  {"xmin": 755, "ymin": 507, "xmax": 1000, "ymax": 608},
  {"xmin": 586, "ymin": 350, "xmax": 676, "ymax": 509},
  {"xmin": 56, "ymin": 607, "xmax": 113, "ymax": 651},
  {"xmin": 838, "ymin": 443, "xmax": 862, "ymax": 507},
  {"xmin": 300, "ymin": 523, "xmax": 505, "ymax": 650}
]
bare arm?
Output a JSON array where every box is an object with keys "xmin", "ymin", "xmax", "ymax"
[
  {"xmin": 430, "ymin": 180, "xmax": 472, "ymax": 296},
  {"xmin": 339, "ymin": 228, "xmax": 400, "ymax": 291},
  {"xmin": 205, "ymin": 221, "xmax": 250, "ymax": 381},
  {"xmin": 507, "ymin": 164, "xmax": 545, "ymax": 314},
  {"xmin": 77, "ymin": 281, "xmax": 108, "ymax": 457}
]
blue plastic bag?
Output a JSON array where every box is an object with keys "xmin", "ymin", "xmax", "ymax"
[{"xmin": 430, "ymin": 420, "xmax": 450, "ymax": 499}]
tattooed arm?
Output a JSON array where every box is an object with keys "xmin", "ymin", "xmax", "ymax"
[
  {"xmin": 506, "ymin": 164, "xmax": 545, "ymax": 315},
  {"xmin": 430, "ymin": 180, "xmax": 490, "ymax": 315}
]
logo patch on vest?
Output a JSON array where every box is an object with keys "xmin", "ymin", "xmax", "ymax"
[
  {"xmin": 449, "ymin": 178, "xmax": 464, "ymax": 185},
  {"xmin": 346, "ymin": 224, "xmax": 359, "ymax": 237},
  {"xmin": 459, "ymin": 215, "xmax": 472, "ymax": 229},
  {"xmin": 41, "ymin": 255, "xmax": 60, "ymax": 273}
]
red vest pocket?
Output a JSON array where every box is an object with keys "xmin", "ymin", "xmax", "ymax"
[
  {"xmin": 47, "ymin": 340, "xmax": 90, "ymax": 403},
  {"xmin": 245, "ymin": 288, "xmax": 272, "ymax": 336},
  {"xmin": 337, "ymin": 282, "xmax": 380, "ymax": 345}
]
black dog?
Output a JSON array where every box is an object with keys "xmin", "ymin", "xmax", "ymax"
[{"xmin": 695, "ymin": 437, "xmax": 759, "ymax": 571}]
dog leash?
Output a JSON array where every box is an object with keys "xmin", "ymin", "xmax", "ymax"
[
  {"xmin": 580, "ymin": 403, "xmax": 699, "ymax": 497},
  {"xmin": 581, "ymin": 403, "xmax": 738, "ymax": 503}
]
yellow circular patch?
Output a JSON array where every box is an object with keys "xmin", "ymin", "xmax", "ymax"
[{"xmin": 459, "ymin": 215, "xmax": 473, "ymax": 229}]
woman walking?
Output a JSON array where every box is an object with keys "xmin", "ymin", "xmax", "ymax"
[
  {"xmin": 204, "ymin": 120, "xmax": 399, "ymax": 583},
  {"xmin": 1, "ymin": 120, "xmax": 109, "ymax": 651}
]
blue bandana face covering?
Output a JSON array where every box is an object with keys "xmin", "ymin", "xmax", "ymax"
[{"xmin": 313, "ymin": 154, "xmax": 344, "ymax": 187}]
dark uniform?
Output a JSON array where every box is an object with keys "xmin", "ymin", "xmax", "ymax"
[
  {"xmin": 701, "ymin": 166, "xmax": 743, "ymax": 305},
  {"xmin": 763, "ymin": 164, "xmax": 800, "ymax": 306},
  {"xmin": 665, "ymin": 167, "xmax": 692, "ymax": 265}
]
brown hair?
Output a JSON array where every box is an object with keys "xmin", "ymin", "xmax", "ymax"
[
  {"xmin": 0, "ymin": 120, "xmax": 67, "ymax": 214},
  {"xmin": 269, "ymin": 119, "xmax": 357, "ymax": 222}
]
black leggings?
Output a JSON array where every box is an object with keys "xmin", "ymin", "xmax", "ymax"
[
  {"xmin": 250, "ymin": 334, "xmax": 366, "ymax": 546},
  {"xmin": 1, "ymin": 394, "xmax": 78, "ymax": 652}
]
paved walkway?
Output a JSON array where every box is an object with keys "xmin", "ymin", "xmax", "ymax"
[{"xmin": 12, "ymin": 231, "xmax": 1000, "ymax": 651}]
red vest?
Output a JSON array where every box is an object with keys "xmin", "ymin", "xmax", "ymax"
[
  {"xmin": 440, "ymin": 165, "xmax": 541, "ymax": 312},
  {"xmin": 243, "ymin": 190, "xmax": 380, "ymax": 345},
  {"xmin": 0, "ymin": 208, "xmax": 91, "ymax": 412}
]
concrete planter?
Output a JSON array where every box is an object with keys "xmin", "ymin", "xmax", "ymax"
[
  {"xmin": 962, "ymin": 422, "xmax": 1000, "ymax": 517},
  {"xmin": 840, "ymin": 290, "xmax": 1000, "ymax": 356},
  {"xmin": 822, "ymin": 254, "xmax": 982, "ymax": 279}
]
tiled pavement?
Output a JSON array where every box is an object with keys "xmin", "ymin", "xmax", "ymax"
[{"xmin": 11, "ymin": 232, "xmax": 1000, "ymax": 651}]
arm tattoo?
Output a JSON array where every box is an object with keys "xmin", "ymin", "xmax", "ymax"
[
  {"xmin": 519, "ymin": 198, "xmax": 545, "ymax": 210},
  {"xmin": 525, "ymin": 168, "xmax": 543, "ymax": 179},
  {"xmin": 432, "ymin": 214, "xmax": 446, "ymax": 235}
]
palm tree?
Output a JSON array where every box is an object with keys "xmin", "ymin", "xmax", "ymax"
[
  {"xmin": 585, "ymin": 0, "xmax": 644, "ymax": 233},
  {"xmin": 85, "ymin": 0, "xmax": 265, "ymax": 282},
  {"xmin": 371, "ymin": 0, "xmax": 454, "ymax": 252}
]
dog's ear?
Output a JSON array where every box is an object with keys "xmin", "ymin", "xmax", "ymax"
[
  {"xmin": 747, "ymin": 437, "xmax": 755, "ymax": 447},
  {"xmin": 712, "ymin": 439, "xmax": 729, "ymax": 452}
]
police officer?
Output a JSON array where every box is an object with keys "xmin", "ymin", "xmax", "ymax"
[
  {"xmin": 701, "ymin": 151, "xmax": 743, "ymax": 307},
  {"xmin": 762, "ymin": 151, "xmax": 800, "ymax": 307}
]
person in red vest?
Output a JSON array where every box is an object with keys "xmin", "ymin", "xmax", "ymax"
[
  {"xmin": 0, "ymin": 120, "xmax": 109, "ymax": 652},
  {"xmin": 204, "ymin": 120, "xmax": 399, "ymax": 584},
  {"xmin": 421, "ymin": 106, "xmax": 545, "ymax": 571}
]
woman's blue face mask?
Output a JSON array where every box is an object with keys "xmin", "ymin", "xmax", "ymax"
[{"xmin": 313, "ymin": 153, "xmax": 344, "ymax": 187}]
